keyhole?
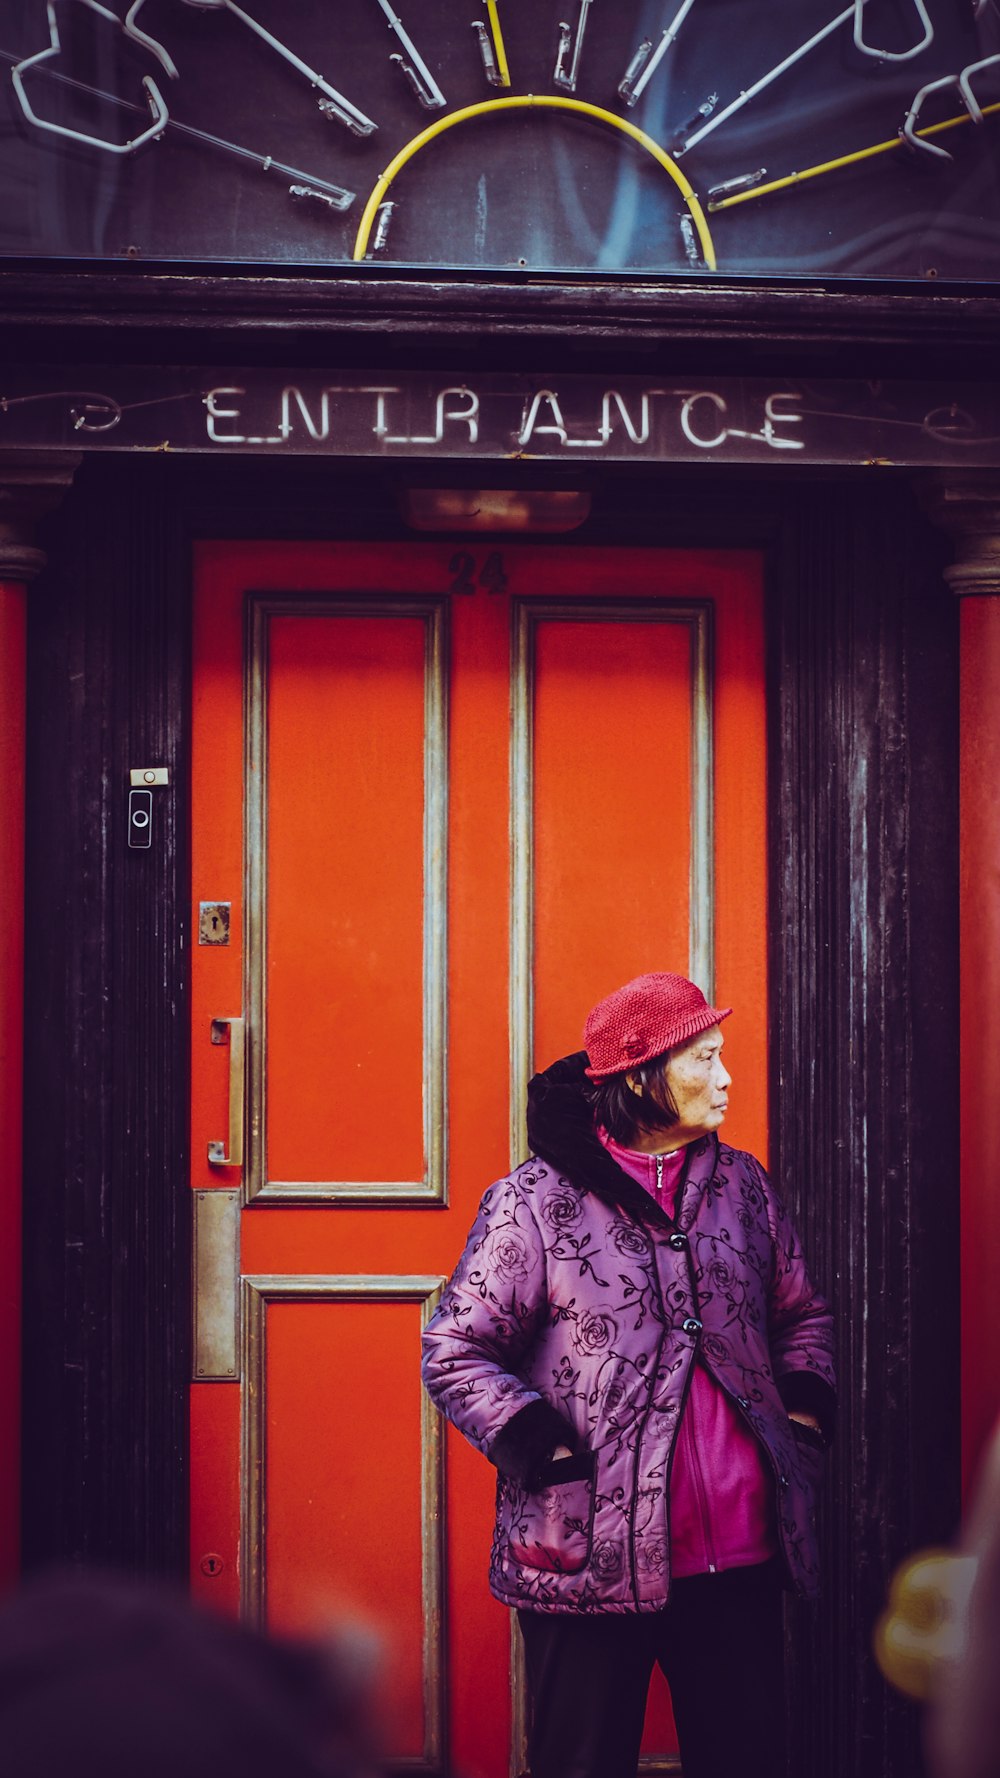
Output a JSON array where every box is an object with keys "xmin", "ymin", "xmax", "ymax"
[
  {"xmin": 199, "ymin": 902, "xmax": 231, "ymax": 946},
  {"xmin": 200, "ymin": 1553, "xmax": 225, "ymax": 1578}
]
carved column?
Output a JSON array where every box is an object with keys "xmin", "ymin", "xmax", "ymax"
[
  {"xmin": 925, "ymin": 474, "xmax": 1000, "ymax": 1496},
  {"xmin": 0, "ymin": 453, "xmax": 80, "ymax": 582},
  {"xmin": 0, "ymin": 451, "xmax": 78, "ymax": 1587}
]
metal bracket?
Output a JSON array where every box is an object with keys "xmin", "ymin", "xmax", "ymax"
[
  {"xmin": 553, "ymin": 0, "xmax": 592, "ymax": 91},
  {"xmin": 378, "ymin": 0, "xmax": 446, "ymax": 109}
]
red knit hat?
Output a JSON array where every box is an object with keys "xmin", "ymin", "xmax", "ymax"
[{"xmin": 583, "ymin": 972, "xmax": 732, "ymax": 1080}]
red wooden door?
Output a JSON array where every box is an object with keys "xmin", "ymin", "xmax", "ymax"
[{"xmin": 189, "ymin": 540, "xmax": 766, "ymax": 1777}]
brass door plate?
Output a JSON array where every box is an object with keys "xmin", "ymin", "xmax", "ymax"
[
  {"xmin": 199, "ymin": 902, "xmax": 231, "ymax": 945},
  {"xmin": 192, "ymin": 1190, "xmax": 241, "ymax": 1380}
]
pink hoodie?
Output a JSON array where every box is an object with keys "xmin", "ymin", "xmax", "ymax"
[{"xmin": 600, "ymin": 1132, "xmax": 777, "ymax": 1577}]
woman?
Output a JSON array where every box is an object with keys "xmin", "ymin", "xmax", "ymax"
[{"xmin": 421, "ymin": 971, "xmax": 836, "ymax": 1778}]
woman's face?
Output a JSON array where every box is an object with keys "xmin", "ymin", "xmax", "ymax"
[{"xmin": 661, "ymin": 1025, "xmax": 731, "ymax": 1143}]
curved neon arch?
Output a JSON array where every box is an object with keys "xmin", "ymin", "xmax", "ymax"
[{"xmin": 352, "ymin": 94, "xmax": 716, "ymax": 269}]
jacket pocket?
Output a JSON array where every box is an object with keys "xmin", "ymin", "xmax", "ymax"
[
  {"xmin": 790, "ymin": 1419, "xmax": 827, "ymax": 1486},
  {"xmin": 508, "ymin": 1452, "xmax": 596, "ymax": 1575},
  {"xmin": 790, "ymin": 1420, "xmax": 827, "ymax": 1451}
]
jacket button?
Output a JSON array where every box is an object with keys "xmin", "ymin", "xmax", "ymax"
[
  {"xmin": 682, "ymin": 1317, "xmax": 703, "ymax": 1335},
  {"xmin": 669, "ymin": 1233, "xmax": 688, "ymax": 1250},
  {"xmin": 779, "ymin": 1474, "xmax": 789, "ymax": 1489},
  {"xmin": 737, "ymin": 1396, "xmax": 750, "ymax": 1409}
]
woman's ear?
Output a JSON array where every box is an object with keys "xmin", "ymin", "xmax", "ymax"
[{"xmin": 625, "ymin": 1073, "xmax": 643, "ymax": 1096}]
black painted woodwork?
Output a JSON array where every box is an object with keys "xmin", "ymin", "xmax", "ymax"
[
  {"xmin": 21, "ymin": 455, "xmax": 959, "ymax": 1778},
  {"xmin": 2, "ymin": 267, "xmax": 1000, "ymax": 381},
  {"xmin": 22, "ymin": 455, "xmax": 191, "ymax": 1575},
  {"xmin": 769, "ymin": 482, "xmax": 960, "ymax": 1778}
]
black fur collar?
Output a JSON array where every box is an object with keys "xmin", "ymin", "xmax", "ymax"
[{"xmin": 526, "ymin": 1050, "xmax": 688, "ymax": 1229}]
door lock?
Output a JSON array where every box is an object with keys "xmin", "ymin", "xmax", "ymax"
[{"xmin": 199, "ymin": 902, "xmax": 231, "ymax": 945}]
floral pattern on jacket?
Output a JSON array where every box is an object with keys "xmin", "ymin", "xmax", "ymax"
[{"xmin": 421, "ymin": 1053, "xmax": 836, "ymax": 1613}]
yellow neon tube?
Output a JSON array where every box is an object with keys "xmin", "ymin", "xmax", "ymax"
[
  {"xmin": 711, "ymin": 98, "xmax": 1000, "ymax": 212},
  {"xmin": 485, "ymin": 0, "xmax": 511, "ymax": 88},
  {"xmin": 353, "ymin": 94, "xmax": 716, "ymax": 267}
]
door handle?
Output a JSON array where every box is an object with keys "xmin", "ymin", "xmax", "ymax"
[{"xmin": 208, "ymin": 1016, "xmax": 245, "ymax": 1167}]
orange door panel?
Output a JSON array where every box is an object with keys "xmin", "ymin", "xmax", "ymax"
[
  {"xmin": 265, "ymin": 612, "xmax": 429, "ymax": 1189},
  {"xmin": 190, "ymin": 541, "xmax": 766, "ymax": 1777}
]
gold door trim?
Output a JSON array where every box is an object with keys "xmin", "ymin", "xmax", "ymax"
[
  {"xmin": 245, "ymin": 594, "xmax": 449, "ymax": 1206},
  {"xmin": 241, "ymin": 1273, "xmax": 447, "ymax": 1773}
]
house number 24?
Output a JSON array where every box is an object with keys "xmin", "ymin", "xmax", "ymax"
[{"xmin": 448, "ymin": 552, "xmax": 509, "ymax": 595}]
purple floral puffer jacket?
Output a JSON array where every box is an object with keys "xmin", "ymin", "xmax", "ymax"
[{"xmin": 421, "ymin": 1053, "xmax": 837, "ymax": 1613}]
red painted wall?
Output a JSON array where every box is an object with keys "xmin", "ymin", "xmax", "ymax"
[
  {"xmin": 961, "ymin": 596, "xmax": 1000, "ymax": 1494},
  {"xmin": 0, "ymin": 581, "xmax": 25, "ymax": 1587}
]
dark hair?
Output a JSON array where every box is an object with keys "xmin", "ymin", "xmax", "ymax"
[{"xmin": 585, "ymin": 1052, "xmax": 679, "ymax": 1146}]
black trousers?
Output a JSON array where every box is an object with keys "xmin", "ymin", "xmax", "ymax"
[{"xmin": 517, "ymin": 1560, "xmax": 786, "ymax": 1778}]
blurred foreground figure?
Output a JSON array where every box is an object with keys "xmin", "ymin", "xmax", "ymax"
[
  {"xmin": 876, "ymin": 1421, "xmax": 1000, "ymax": 1778},
  {"xmin": 928, "ymin": 1428, "xmax": 1000, "ymax": 1778},
  {"xmin": 0, "ymin": 1571, "xmax": 384, "ymax": 1778}
]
